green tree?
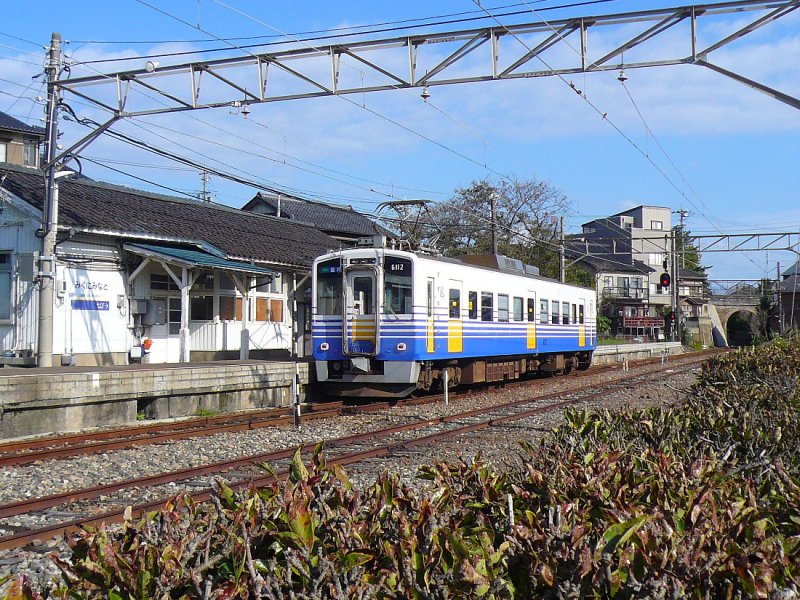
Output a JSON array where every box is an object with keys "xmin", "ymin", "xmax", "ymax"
[{"xmin": 673, "ymin": 225, "xmax": 707, "ymax": 275}]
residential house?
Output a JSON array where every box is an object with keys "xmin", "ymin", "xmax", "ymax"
[
  {"xmin": 780, "ymin": 261, "xmax": 800, "ymax": 330},
  {"xmin": 571, "ymin": 205, "xmax": 709, "ymax": 342},
  {"xmin": 0, "ymin": 163, "xmax": 342, "ymax": 366},
  {"xmin": 0, "ymin": 111, "xmax": 44, "ymax": 168}
]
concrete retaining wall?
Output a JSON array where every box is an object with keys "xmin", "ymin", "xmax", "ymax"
[
  {"xmin": 593, "ymin": 341, "xmax": 684, "ymax": 365},
  {"xmin": 0, "ymin": 361, "xmax": 310, "ymax": 440}
]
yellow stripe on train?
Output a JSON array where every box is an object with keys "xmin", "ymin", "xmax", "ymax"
[{"xmin": 448, "ymin": 319, "xmax": 463, "ymax": 353}]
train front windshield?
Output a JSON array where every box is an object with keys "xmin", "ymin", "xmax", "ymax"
[
  {"xmin": 383, "ymin": 256, "xmax": 413, "ymax": 315},
  {"xmin": 316, "ymin": 258, "xmax": 342, "ymax": 315}
]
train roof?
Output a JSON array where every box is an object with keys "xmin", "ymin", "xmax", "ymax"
[{"xmin": 317, "ymin": 246, "xmax": 593, "ymax": 292}]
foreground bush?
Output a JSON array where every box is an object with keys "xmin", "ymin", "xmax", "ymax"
[{"xmin": 4, "ymin": 339, "xmax": 800, "ymax": 598}]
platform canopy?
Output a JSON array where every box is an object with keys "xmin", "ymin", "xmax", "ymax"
[{"xmin": 124, "ymin": 242, "xmax": 279, "ymax": 278}]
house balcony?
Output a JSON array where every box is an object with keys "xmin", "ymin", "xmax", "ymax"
[{"xmin": 602, "ymin": 286, "xmax": 648, "ymax": 302}]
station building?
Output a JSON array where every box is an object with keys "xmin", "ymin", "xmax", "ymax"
[{"xmin": 0, "ymin": 163, "xmax": 383, "ymax": 367}]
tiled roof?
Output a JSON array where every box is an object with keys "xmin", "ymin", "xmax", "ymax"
[
  {"xmin": 0, "ymin": 164, "xmax": 339, "ymax": 269},
  {"xmin": 243, "ymin": 191, "xmax": 390, "ymax": 238},
  {"xmin": 566, "ymin": 240, "xmax": 654, "ymax": 274},
  {"xmin": 0, "ymin": 111, "xmax": 45, "ymax": 136}
]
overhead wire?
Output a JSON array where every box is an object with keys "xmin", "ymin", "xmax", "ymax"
[
  {"xmin": 482, "ymin": 0, "xmax": 775, "ymax": 276},
  {"xmin": 131, "ymin": 0, "xmax": 513, "ymax": 179},
  {"xmin": 69, "ymin": 0, "xmax": 618, "ymax": 65}
]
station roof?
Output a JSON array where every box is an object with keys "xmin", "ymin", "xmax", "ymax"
[
  {"xmin": 124, "ymin": 242, "xmax": 279, "ymax": 277},
  {"xmin": 0, "ymin": 164, "xmax": 340, "ymax": 270}
]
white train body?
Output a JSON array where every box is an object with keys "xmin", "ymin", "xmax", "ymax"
[{"xmin": 312, "ymin": 243, "xmax": 596, "ymax": 397}]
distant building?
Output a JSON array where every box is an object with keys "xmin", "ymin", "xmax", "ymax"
[
  {"xmin": 780, "ymin": 262, "xmax": 800, "ymax": 330},
  {"xmin": 0, "ymin": 111, "xmax": 45, "ymax": 168},
  {"xmin": 570, "ymin": 205, "xmax": 709, "ymax": 342},
  {"xmin": 242, "ymin": 191, "xmax": 393, "ymax": 247}
]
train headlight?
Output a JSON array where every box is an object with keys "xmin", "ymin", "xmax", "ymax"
[
  {"xmin": 320, "ymin": 342, "xmax": 329, "ymax": 351},
  {"xmin": 396, "ymin": 342, "xmax": 407, "ymax": 351}
]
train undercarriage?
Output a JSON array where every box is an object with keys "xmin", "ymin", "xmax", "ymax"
[{"xmin": 318, "ymin": 350, "xmax": 593, "ymax": 398}]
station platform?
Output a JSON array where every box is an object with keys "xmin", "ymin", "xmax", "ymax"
[{"xmin": 0, "ymin": 360, "xmax": 311, "ymax": 440}]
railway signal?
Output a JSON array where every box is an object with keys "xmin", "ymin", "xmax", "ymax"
[{"xmin": 660, "ymin": 272, "xmax": 671, "ymax": 288}]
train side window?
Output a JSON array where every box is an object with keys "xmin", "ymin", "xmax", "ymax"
[
  {"xmin": 539, "ymin": 299, "xmax": 548, "ymax": 324},
  {"xmin": 562, "ymin": 302, "xmax": 570, "ymax": 324},
  {"xmin": 481, "ymin": 292, "xmax": 493, "ymax": 322},
  {"xmin": 579, "ymin": 304, "xmax": 585, "ymax": 324},
  {"xmin": 527, "ymin": 298, "xmax": 536, "ymax": 322},
  {"xmin": 572, "ymin": 303, "xmax": 578, "ymax": 325},
  {"xmin": 513, "ymin": 297, "xmax": 524, "ymax": 322},
  {"xmin": 468, "ymin": 291, "xmax": 478, "ymax": 319},
  {"xmin": 552, "ymin": 300, "xmax": 560, "ymax": 324},
  {"xmin": 498, "ymin": 294, "xmax": 509, "ymax": 322},
  {"xmin": 449, "ymin": 288, "xmax": 461, "ymax": 318}
]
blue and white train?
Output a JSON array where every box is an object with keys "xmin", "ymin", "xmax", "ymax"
[{"xmin": 312, "ymin": 238, "xmax": 596, "ymax": 397}]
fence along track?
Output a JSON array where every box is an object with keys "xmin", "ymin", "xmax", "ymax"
[{"xmin": 0, "ymin": 353, "xmax": 712, "ymax": 552}]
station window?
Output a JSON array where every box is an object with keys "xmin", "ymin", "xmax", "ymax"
[
  {"xmin": 552, "ymin": 300, "xmax": 560, "ymax": 324},
  {"xmin": 468, "ymin": 291, "xmax": 478, "ymax": 319},
  {"xmin": 527, "ymin": 298, "xmax": 536, "ymax": 322},
  {"xmin": 513, "ymin": 297, "xmax": 524, "ymax": 322},
  {"xmin": 255, "ymin": 275, "xmax": 279, "ymax": 293},
  {"xmin": 219, "ymin": 274, "xmax": 236, "ymax": 290},
  {"xmin": 481, "ymin": 292, "xmax": 493, "ymax": 322},
  {"xmin": 498, "ymin": 294, "xmax": 509, "ymax": 322},
  {"xmin": 562, "ymin": 302, "xmax": 570, "ymax": 325},
  {"xmin": 150, "ymin": 273, "xmax": 179, "ymax": 291},
  {"xmin": 539, "ymin": 299, "xmax": 548, "ymax": 324},
  {"xmin": 191, "ymin": 271, "xmax": 215, "ymax": 292},
  {"xmin": 190, "ymin": 295, "xmax": 214, "ymax": 321},
  {"xmin": 449, "ymin": 288, "xmax": 461, "ymax": 318}
]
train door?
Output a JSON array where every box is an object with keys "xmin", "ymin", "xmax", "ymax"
[
  {"xmin": 343, "ymin": 268, "xmax": 378, "ymax": 356},
  {"xmin": 448, "ymin": 280, "xmax": 463, "ymax": 353}
]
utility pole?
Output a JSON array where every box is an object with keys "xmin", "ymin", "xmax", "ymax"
[
  {"xmin": 37, "ymin": 32, "xmax": 62, "ymax": 368},
  {"xmin": 199, "ymin": 170, "xmax": 212, "ymax": 202},
  {"xmin": 777, "ymin": 262, "xmax": 783, "ymax": 334},
  {"xmin": 490, "ymin": 191, "xmax": 498, "ymax": 255},
  {"xmin": 675, "ymin": 208, "xmax": 689, "ymax": 269},
  {"xmin": 559, "ymin": 216, "xmax": 566, "ymax": 283},
  {"xmin": 670, "ymin": 230, "xmax": 679, "ymax": 342}
]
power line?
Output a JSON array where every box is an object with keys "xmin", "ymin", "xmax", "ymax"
[
  {"xmin": 69, "ymin": 0, "xmax": 617, "ymax": 65},
  {"xmin": 131, "ymin": 0, "xmax": 513, "ymax": 180}
]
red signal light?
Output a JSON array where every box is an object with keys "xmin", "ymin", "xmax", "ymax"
[
  {"xmin": 668, "ymin": 310, "xmax": 676, "ymax": 322},
  {"xmin": 660, "ymin": 272, "xmax": 671, "ymax": 287}
]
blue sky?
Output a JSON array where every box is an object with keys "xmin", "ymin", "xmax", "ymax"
[{"xmin": 2, "ymin": 0, "xmax": 799, "ymax": 280}]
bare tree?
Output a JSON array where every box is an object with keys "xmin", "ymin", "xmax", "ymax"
[{"xmin": 426, "ymin": 176, "xmax": 570, "ymax": 278}]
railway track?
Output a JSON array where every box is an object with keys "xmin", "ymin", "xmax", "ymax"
[
  {"xmin": 0, "ymin": 349, "xmax": 719, "ymax": 468},
  {"xmin": 0, "ymin": 351, "xmax": 713, "ymax": 552}
]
